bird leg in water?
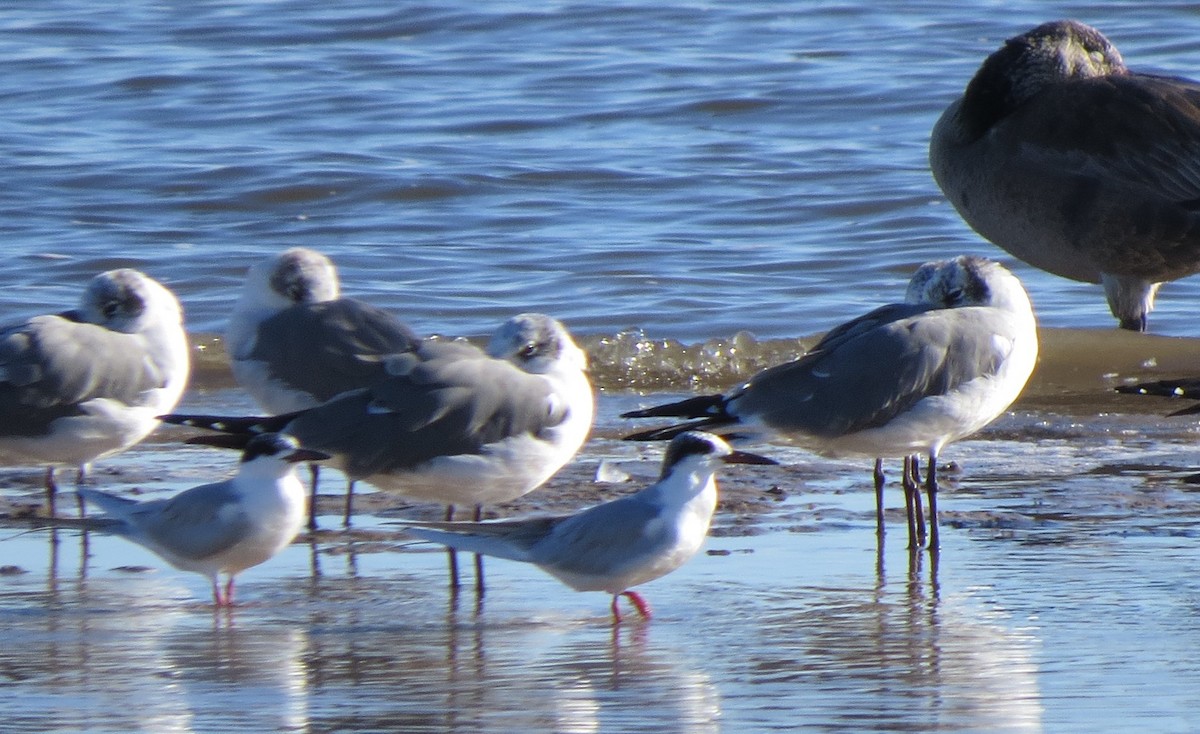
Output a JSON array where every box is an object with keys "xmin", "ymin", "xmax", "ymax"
[
  {"xmin": 473, "ymin": 503, "xmax": 485, "ymax": 596},
  {"xmin": 903, "ymin": 455, "xmax": 927, "ymax": 549},
  {"xmin": 307, "ymin": 463, "xmax": 320, "ymax": 532},
  {"xmin": 925, "ymin": 453, "xmax": 940, "ymax": 551},
  {"xmin": 211, "ymin": 576, "xmax": 236, "ymax": 607},
  {"xmin": 873, "ymin": 458, "xmax": 885, "ymax": 536},
  {"xmin": 44, "ymin": 466, "xmax": 58, "ymax": 518},
  {"xmin": 342, "ymin": 479, "xmax": 356, "ymax": 529},
  {"xmin": 445, "ymin": 504, "xmax": 460, "ymax": 590},
  {"xmin": 611, "ymin": 590, "xmax": 653, "ymax": 623}
]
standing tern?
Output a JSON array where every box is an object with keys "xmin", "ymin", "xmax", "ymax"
[
  {"xmin": 931, "ymin": 19, "xmax": 1200, "ymax": 332},
  {"xmin": 226, "ymin": 248, "xmax": 421, "ymax": 529},
  {"xmin": 0, "ymin": 269, "xmax": 190, "ymax": 516},
  {"xmin": 77, "ymin": 433, "xmax": 327, "ymax": 607},
  {"xmin": 398, "ymin": 431, "xmax": 775, "ymax": 623},
  {"xmin": 163, "ymin": 312, "xmax": 595, "ymax": 589},
  {"xmin": 77, "ymin": 431, "xmax": 326, "ymax": 604},
  {"xmin": 623, "ymin": 256, "xmax": 1039, "ymax": 550}
]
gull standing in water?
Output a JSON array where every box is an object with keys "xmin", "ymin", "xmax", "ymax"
[
  {"xmin": 931, "ymin": 19, "xmax": 1200, "ymax": 332},
  {"xmin": 78, "ymin": 433, "xmax": 326, "ymax": 607},
  {"xmin": 164, "ymin": 313, "xmax": 594, "ymax": 590},
  {"xmin": 623, "ymin": 256, "xmax": 1039, "ymax": 550},
  {"xmin": 0, "ymin": 269, "xmax": 190, "ymax": 516},
  {"xmin": 399, "ymin": 431, "xmax": 775, "ymax": 623},
  {"xmin": 226, "ymin": 248, "xmax": 421, "ymax": 529}
]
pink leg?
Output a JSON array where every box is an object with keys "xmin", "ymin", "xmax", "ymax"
[
  {"xmin": 621, "ymin": 591, "xmax": 652, "ymax": 620},
  {"xmin": 610, "ymin": 595, "xmax": 623, "ymax": 624}
]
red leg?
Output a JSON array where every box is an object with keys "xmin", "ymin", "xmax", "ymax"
[
  {"xmin": 622, "ymin": 591, "xmax": 652, "ymax": 620},
  {"xmin": 610, "ymin": 595, "xmax": 623, "ymax": 624}
]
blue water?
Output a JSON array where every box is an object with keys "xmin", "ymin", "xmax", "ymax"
[
  {"xmin": 4, "ymin": 1, "xmax": 1200, "ymax": 341},
  {"xmin": 5, "ymin": 2, "xmax": 1200, "ymax": 732}
]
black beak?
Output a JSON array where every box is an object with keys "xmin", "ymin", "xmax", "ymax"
[
  {"xmin": 722, "ymin": 449, "xmax": 778, "ymax": 466},
  {"xmin": 286, "ymin": 448, "xmax": 330, "ymax": 463}
]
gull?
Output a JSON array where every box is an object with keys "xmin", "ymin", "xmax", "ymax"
[
  {"xmin": 163, "ymin": 312, "xmax": 594, "ymax": 589},
  {"xmin": 931, "ymin": 19, "xmax": 1200, "ymax": 332},
  {"xmin": 623, "ymin": 256, "xmax": 1039, "ymax": 550},
  {"xmin": 0, "ymin": 269, "xmax": 190, "ymax": 517},
  {"xmin": 77, "ymin": 433, "xmax": 327, "ymax": 607},
  {"xmin": 398, "ymin": 431, "xmax": 775, "ymax": 623},
  {"xmin": 226, "ymin": 248, "xmax": 421, "ymax": 529}
]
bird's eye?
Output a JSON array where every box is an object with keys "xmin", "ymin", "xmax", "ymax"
[
  {"xmin": 520, "ymin": 343, "xmax": 539, "ymax": 359},
  {"xmin": 946, "ymin": 288, "xmax": 964, "ymax": 304},
  {"xmin": 103, "ymin": 301, "xmax": 120, "ymax": 318}
]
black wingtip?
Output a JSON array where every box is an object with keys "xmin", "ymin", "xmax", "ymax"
[{"xmin": 620, "ymin": 394, "xmax": 726, "ymax": 420}]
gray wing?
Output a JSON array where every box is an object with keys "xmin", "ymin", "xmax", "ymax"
[
  {"xmin": 131, "ymin": 481, "xmax": 253, "ymax": 561},
  {"xmin": 530, "ymin": 496, "xmax": 670, "ymax": 578},
  {"xmin": 286, "ymin": 348, "xmax": 569, "ymax": 477},
  {"xmin": 247, "ymin": 298, "xmax": 420, "ymax": 402},
  {"xmin": 732, "ymin": 307, "xmax": 1016, "ymax": 437},
  {"xmin": 0, "ymin": 314, "xmax": 173, "ymax": 436},
  {"xmin": 998, "ymin": 75, "xmax": 1200, "ymax": 273}
]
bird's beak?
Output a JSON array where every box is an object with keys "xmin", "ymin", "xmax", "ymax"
[
  {"xmin": 722, "ymin": 449, "xmax": 778, "ymax": 465},
  {"xmin": 286, "ymin": 448, "xmax": 330, "ymax": 463}
]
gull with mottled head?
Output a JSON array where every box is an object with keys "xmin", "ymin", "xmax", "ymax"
[
  {"xmin": 226, "ymin": 248, "xmax": 421, "ymax": 529},
  {"xmin": 0, "ymin": 269, "xmax": 190, "ymax": 516},
  {"xmin": 623, "ymin": 256, "xmax": 1038, "ymax": 550}
]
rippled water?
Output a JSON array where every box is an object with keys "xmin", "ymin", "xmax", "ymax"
[
  {"xmin": 5, "ymin": 1, "xmax": 1200, "ymax": 732},
  {"xmin": 3, "ymin": 1, "xmax": 1200, "ymax": 340}
]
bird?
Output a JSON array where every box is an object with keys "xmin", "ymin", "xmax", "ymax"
[
  {"xmin": 930, "ymin": 19, "xmax": 1200, "ymax": 333},
  {"xmin": 76, "ymin": 433, "xmax": 327, "ymax": 607},
  {"xmin": 0, "ymin": 268, "xmax": 190, "ymax": 517},
  {"xmin": 397, "ymin": 431, "xmax": 776, "ymax": 623},
  {"xmin": 162, "ymin": 312, "xmax": 595, "ymax": 589},
  {"xmin": 226, "ymin": 247, "xmax": 421, "ymax": 530},
  {"xmin": 622, "ymin": 256, "xmax": 1039, "ymax": 550}
]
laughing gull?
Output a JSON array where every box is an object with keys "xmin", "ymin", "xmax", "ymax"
[
  {"xmin": 163, "ymin": 313, "xmax": 595, "ymax": 588},
  {"xmin": 398, "ymin": 432, "xmax": 774, "ymax": 623},
  {"xmin": 623, "ymin": 256, "xmax": 1039, "ymax": 550},
  {"xmin": 227, "ymin": 248, "xmax": 421, "ymax": 529},
  {"xmin": 77, "ymin": 433, "xmax": 326, "ymax": 607},
  {"xmin": 931, "ymin": 20, "xmax": 1200, "ymax": 332},
  {"xmin": 0, "ymin": 269, "xmax": 190, "ymax": 517}
]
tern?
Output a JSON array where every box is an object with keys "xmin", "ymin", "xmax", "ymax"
[
  {"xmin": 77, "ymin": 433, "xmax": 327, "ymax": 607},
  {"xmin": 163, "ymin": 313, "xmax": 594, "ymax": 589},
  {"xmin": 399, "ymin": 431, "xmax": 775, "ymax": 623}
]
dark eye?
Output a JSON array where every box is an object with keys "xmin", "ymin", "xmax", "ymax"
[
  {"xmin": 520, "ymin": 343, "xmax": 539, "ymax": 359},
  {"xmin": 103, "ymin": 301, "xmax": 121, "ymax": 318},
  {"xmin": 946, "ymin": 288, "xmax": 964, "ymax": 304}
]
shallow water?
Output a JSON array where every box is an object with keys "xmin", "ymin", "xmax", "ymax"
[
  {"xmin": 5, "ymin": 1, "xmax": 1200, "ymax": 731},
  {"xmin": 5, "ymin": 348, "xmax": 1200, "ymax": 731}
]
